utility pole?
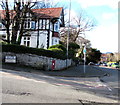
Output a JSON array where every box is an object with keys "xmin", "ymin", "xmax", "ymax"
[
  {"xmin": 66, "ymin": 0, "xmax": 71, "ymax": 68},
  {"xmin": 37, "ymin": 19, "xmax": 40, "ymax": 48},
  {"xmin": 83, "ymin": 45, "xmax": 86, "ymax": 74}
]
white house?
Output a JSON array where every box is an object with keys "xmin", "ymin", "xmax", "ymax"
[{"xmin": 0, "ymin": 7, "xmax": 65, "ymax": 49}]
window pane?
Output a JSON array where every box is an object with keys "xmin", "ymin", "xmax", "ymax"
[
  {"xmin": 24, "ymin": 22, "xmax": 27, "ymax": 28},
  {"xmin": 24, "ymin": 41, "xmax": 26, "ymax": 45},
  {"xmin": 31, "ymin": 21, "xmax": 35, "ymax": 29},
  {"xmin": 27, "ymin": 41, "xmax": 30, "ymax": 46},
  {"xmin": 24, "ymin": 37, "xmax": 26, "ymax": 40},
  {"xmin": 0, "ymin": 24, "xmax": 2, "ymax": 28},
  {"xmin": 55, "ymin": 39, "xmax": 57, "ymax": 42},
  {"xmin": 54, "ymin": 22, "xmax": 59, "ymax": 32},
  {"xmin": 28, "ymin": 20, "xmax": 30, "ymax": 28},
  {"xmin": 43, "ymin": 19, "xmax": 45, "ymax": 29},
  {"xmin": 27, "ymin": 37, "xmax": 30, "ymax": 40}
]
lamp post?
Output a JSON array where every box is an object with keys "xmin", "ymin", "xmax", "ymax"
[
  {"xmin": 66, "ymin": 0, "xmax": 71, "ymax": 67},
  {"xmin": 83, "ymin": 44, "xmax": 86, "ymax": 74}
]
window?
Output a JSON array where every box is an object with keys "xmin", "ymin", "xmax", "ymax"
[
  {"xmin": 24, "ymin": 18, "xmax": 31, "ymax": 29},
  {"xmin": 31, "ymin": 21, "xmax": 36, "ymax": 29},
  {"xmin": 39, "ymin": 20, "xmax": 42, "ymax": 29},
  {"xmin": 55, "ymin": 39, "xmax": 57, "ymax": 43},
  {"xmin": 28, "ymin": 19, "xmax": 30, "ymax": 28},
  {"xmin": 39, "ymin": 19, "xmax": 47, "ymax": 29},
  {"xmin": 54, "ymin": 22, "xmax": 59, "ymax": 32},
  {"xmin": 0, "ymin": 23, "xmax": 2, "ymax": 29},
  {"xmin": 46, "ymin": 20, "xmax": 49, "ymax": 29},
  {"xmin": 23, "ymin": 37, "xmax": 30, "ymax": 47},
  {"xmin": 43, "ymin": 19, "xmax": 46, "ymax": 29}
]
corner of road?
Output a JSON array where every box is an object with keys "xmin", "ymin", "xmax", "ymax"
[{"xmin": 2, "ymin": 63, "xmax": 107, "ymax": 78}]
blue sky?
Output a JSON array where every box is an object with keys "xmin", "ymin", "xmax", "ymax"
[{"xmin": 58, "ymin": 0, "xmax": 119, "ymax": 53}]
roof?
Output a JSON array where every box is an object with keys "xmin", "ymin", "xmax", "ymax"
[
  {"xmin": 0, "ymin": 10, "xmax": 15, "ymax": 19},
  {"xmin": 0, "ymin": 7, "xmax": 63, "ymax": 19},
  {"xmin": 32, "ymin": 7, "xmax": 63, "ymax": 19}
]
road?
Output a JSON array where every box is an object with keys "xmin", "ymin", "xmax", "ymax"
[
  {"xmin": 1, "ymin": 67, "xmax": 119, "ymax": 104},
  {"xmin": 95, "ymin": 66, "xmax": 120, "ymax": 101}
]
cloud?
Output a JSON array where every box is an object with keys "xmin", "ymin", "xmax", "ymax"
[
  {"xmin": 102, "ymin": 12, "xmax": 116, "ymax": 20},
  {"xmin": 86, "ymin": 24, "xmax": 118, "ymax": 53},
  {"xmin": 76, "ymin": 0, "xmax": 119, "ymax": 9}
]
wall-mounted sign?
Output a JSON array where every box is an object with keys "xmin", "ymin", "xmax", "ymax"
[{"xmin": 5, "ymin": 56, "xmax": 16, "ymax": 63}]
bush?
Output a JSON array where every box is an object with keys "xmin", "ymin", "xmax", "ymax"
[
  {"xmin": 48, "ymin": 48, "xmax": 66, "ymax": 59},
  {"xmin": 68, "ymin": 49, "xmax": 76, "ymax": 58},
  {"xmin": 2, "ymin": 43, "xmax": 66, "ymax": 60},
  {"xmin": 49, "ymin": 44, "xmax": 66, "ymax": 53},
  {"xmin": 48, "ymin": 48, "xmax": 63, "ymax": 52}
]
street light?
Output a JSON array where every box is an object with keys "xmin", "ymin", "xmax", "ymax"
[
  {"xmin": 83, "ymin": 43, "xmax": 86, "ymax": 74},
  {"xmin": 66, "ymin": 0, "xmax": 71, "ymax": 67}
]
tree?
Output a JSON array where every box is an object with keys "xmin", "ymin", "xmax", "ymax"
[
  {"xmin": 0, "ymin": 0, "xmax": 37, "ymax": 44},
  {"xmin": 0, "ymin": 0, "xmax": 12, "ymax": 43},
  {"xmin": 67, "ymin": 42, "xmax": 80, "ymax": 59},
  {"xmin": 33, "ymin": 0, "xmax": 59, "ymax": 9},
  {"xmin": 60, "ymin": 9, "xmax": 96, "ymax": 46},
  {"xmin": 86, "ymin": 48, "xmax": 101, "ymax": 63}
]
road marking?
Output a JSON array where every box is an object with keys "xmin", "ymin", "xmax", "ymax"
[{"xmin": 107, "ymin": 87, "xmax": 112, "ymax": 91}]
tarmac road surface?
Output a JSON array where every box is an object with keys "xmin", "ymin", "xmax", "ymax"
[{"xmin": 1, "ymin": 68, "xmax": 119, "ymax": 104}]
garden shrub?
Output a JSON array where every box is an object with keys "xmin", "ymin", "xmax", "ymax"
[
  {"xmin": 49, "ymin": 44, "xmax": 67, "ymax": 53},
  {"xmin": 1, "ymin": 43, "xmax": 66, "ymax": 60}
]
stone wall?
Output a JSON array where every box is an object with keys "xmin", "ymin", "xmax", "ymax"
[{"xmin": 2, "ymin": 52, "xmax": 72, "ymax": 70}]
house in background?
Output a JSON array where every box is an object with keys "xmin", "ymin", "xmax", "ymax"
[{"xmin": 0, "ymin": 7, "xmax": 65, "ymax": 49}]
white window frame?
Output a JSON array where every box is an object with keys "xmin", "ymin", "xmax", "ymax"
[{"xmin": 23, "ymin": 36, "xmax": 30, "ymax": 47}]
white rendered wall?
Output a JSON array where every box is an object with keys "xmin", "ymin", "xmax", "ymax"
[
  {"xmin": 52, "ymin": 37, "xmax": 60, "ymax": 45},
  {"xmin": 21, "ymin": 31, "xmax": 48, "ymax": 49}
]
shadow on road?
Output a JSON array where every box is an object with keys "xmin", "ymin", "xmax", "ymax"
[{"xmin": 2, "ymin": 63, "xmax": 119, "ymax": 101}]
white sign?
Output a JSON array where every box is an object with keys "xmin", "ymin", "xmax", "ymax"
[{"xmin": 5, "ymin": 56, "xmax": 16, "ymax": 63}]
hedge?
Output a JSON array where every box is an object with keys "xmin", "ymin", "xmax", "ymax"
[
  {"xmin": 1, "ymin": 43, "xmax": 67, "ymax": 60},
  {"xmin": 49, "ymin": 44, "xmax": 67, "ymax": 53}
]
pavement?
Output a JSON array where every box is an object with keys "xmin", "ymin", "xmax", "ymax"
[{"xmin": 2, "ymin": 63, "xmax": 107, "ymax": 78}]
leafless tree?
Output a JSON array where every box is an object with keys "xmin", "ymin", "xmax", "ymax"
[
  {"xmin": 60, "ymin": 10, "xmax": 96, "ymax": 47},
  {"xmin": 0, "ymin": 0, "xmax": 12, "ymax": 43},
  {"xmin": 0, "ymin": 0, "xmax": 37, "ymax": 44}
]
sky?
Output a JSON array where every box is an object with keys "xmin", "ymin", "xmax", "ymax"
[
  {"xmin": 58, "ymin": 0, "xmax": 119, "ymax": 53},
  {"xmin": 0, "ymin": 0, "xmax": 119, "ymax": 53}
]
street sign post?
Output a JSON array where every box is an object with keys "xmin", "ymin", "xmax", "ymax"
[{"xmin": 83, "ymin": 46, "xmax": 86, "ymax": 74}]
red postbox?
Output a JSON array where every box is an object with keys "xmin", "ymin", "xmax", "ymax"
[{"xmin": 52, "ymin": 60, "xmax": 55, "ymax": 70}]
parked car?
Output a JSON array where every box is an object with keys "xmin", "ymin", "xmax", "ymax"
[
  {"xmin": 111, "ymin": 63, "xmax": 119, "ymax": 68},
  {"xmin": 88, "ymin": 62, "xmax": 94, "ymax": 65},
  {"xmin": 95, "ymin": 63, "xmax": 100, "ymax": 66},
  {"xmin": 102, "ymin": 63, "xmax": 107, "ymax": 66},
  {"xmin": 107, "ymin": 62, "xmax": 115, "ymax": 67}
]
